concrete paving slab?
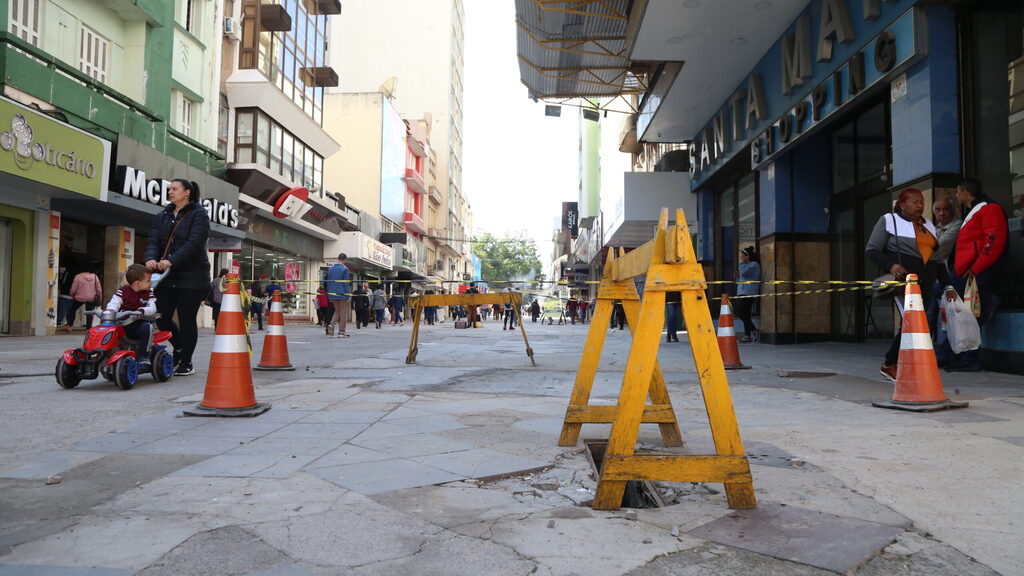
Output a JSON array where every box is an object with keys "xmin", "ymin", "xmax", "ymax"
[
  {"xmin": 123, "ymin": 434, "xmax": 247, "ymax": 456},
  {"xmin": 243, "ymin": 563, "xmax": 318, "ymax": 576},
  {"xmin": 387, "ymin": 413, "xmax": 469, "ymax": 434},
  {"xmin": 230, "ymin": 435, "xmax": 342, "ymax": 457},
  {"xmin": 513, "ymin": 416, "xmax": 572, "ymax": 437},
  {"xmin": 375, "ymin": 484, "xmax": 562, "ymax": 530},
  {"xmin": 243, "ymin": 408, "xmax": 315, "ymax": 423},
  {"xmin": 248, "ymin": 492, "xmax": 446, "ymax": 567},
  {"xmin": 97, "ymin": 473, "xmax": 344, "ymax": 525},
  {"xmin": 346, "ymin": 392, "xmax": 413, "ymax": 404},
  {"xmin": 381, "ymin": 405, "xmax": 441, "ymax": 420},
  {"xmin": 258, "ymin": 422, "xmax": 368, "ymax": 441},
  {"xmin": 623, "ymin": 542, "xmax": 833, "ymax": 576},
  {"xmin": 351, "ymin": 432, "xmax": 477, "ymax": 458},
  {"xmin": 114, "ymin": 414, "xmax": 210, "ymax": 435},
  {"xmin": 997, "ymin": 436, "xmax": 1024, "ymax": 448},
  {"xmin": 305, "ymin": 444, "xmax": 391, "ymax": 469},
  {"xmin": 309, "ymin": 458, "xmax": 463, "ymax": 494},
  {"xmin": 856, "ymin": 532, "xmax": 1003, "ymax": 576},
  {"xmin": 348, "ymin": 421, "xmax": 420, "ymax": 443},
  {"xmin": 72, "ymin": 433, "xmax": 166, "ymax": 453},
  {"xmin": 744, "ymin": 441, "xmax": 821, "ymax": 471},
  {"xmin": 0, "ymin": 567, "xmax": 133, "ymax": 576},
  {"xmin": 170, "ymin": 453, "xmax": 286, "ymax": 478},
  {"xmin": 299, "ymin": 410, "xmax": 387, "ymax": 424},
  {"xmin": 688, "ymin": 502, "xmax": 903, "ymax": 573},
  {"xmin": 410, "ymin": 447, "xmax": 550, "ymax": 479},
  {"xmin": 333, "ymin": 357, "xmax": 406, "ymax": 369},
  {"xmin": 348, "ymin": 532, "xmax": 538, "ymax": 576},
  {"xmin": 177, "ymin": 418, "xmax": 288, "ymax": 438},
  {"xmin": 488, "ymin": 516, "xmax": 691, "ymax": 576},
  {"xmin": 4, "ymin": 515, "xmax": 203, "ymax": 571},
  {"xmin": 0, "ymin": 451, "xmax": 106, "ymax": 480},
  {"xmin": 134, "ymin": 525, "xmax": 289, "ymax": 576}
]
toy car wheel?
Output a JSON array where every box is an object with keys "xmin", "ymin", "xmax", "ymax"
[
  {"xmin": 55, "ymin": 358, "xmax": 81, "ymax": 389},
  {"xmin": 151, "ymin": 349, "xmax": 174, "ymax": 382},
  {"xmin": 113, "ymin": 356, "xmax": 138, "ymax": 390}
]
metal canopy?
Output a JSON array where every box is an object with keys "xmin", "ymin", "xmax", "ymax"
[{"xmin": 515, "ymin": 0, "xmax": 647, "ymax": 111}]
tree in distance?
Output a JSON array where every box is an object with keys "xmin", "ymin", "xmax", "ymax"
[{"xmin": 473, "ymin": 231, "xmax": 542, "ymax": 284}]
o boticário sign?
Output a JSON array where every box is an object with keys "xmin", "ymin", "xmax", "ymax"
[
  {"xmin": 0, "ymin": 97, "xmax": 110, "ymax": 200},
  {"xmin": 688, "ymin": 0, "xmax": 924, "ymax": 183}
]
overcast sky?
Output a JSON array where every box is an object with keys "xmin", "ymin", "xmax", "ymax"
[{"xmin": 462, "ymin": 2, "xmax": 580, "ymax": 264}]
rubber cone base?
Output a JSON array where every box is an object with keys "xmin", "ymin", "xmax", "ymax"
[
  {"xmin": 724, "ymin": 364, "xmax": 751, "ymax": 370},
  {"xmin": 254, "ymin": 364, "xmax": 295, "ymax": 371},
  {"xmin": 182, "ymin": 402, "xmax": 272, "ymax": 417},
  {"xmin": 871, "ymin": 399, "xmax": 968, "ymax": 412}
]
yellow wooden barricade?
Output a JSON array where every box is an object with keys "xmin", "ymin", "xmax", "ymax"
[
  {"xmin": 559, "ymin": 208, "xmax": 756, "ymax": 510},
  {"xmin": 406, "ymin": 292, "xmax": 536, "ymax": 366}
]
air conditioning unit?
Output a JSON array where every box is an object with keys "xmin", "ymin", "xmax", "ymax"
[{"xmin": 223, "ymin": 17, "xmax": 240, "ymax": 42}]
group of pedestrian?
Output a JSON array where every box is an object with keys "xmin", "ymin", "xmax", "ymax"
[{"xmin": 867, "ymin": 179, "xmax": 1007, "ymax": 379}]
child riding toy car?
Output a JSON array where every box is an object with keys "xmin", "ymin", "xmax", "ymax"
[{"xmin": 55, "ymin": 309, "xmax": 174, "ymax": 390}]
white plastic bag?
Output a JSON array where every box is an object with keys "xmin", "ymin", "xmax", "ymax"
[{"xmin": 941, "ymin": 293, "xmax": 981, "ymax": 354}]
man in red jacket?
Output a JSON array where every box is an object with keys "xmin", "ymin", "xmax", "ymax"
[{"xmin": 946, "ymin": 178, "xmax": 1008, "ymax": 372}]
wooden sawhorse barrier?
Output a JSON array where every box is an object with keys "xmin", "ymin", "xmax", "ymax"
[
  {"xmin": 559, "ymin": 208, "xmax": 756, "ymax": 510},
  {"xmin": 405, "ymin": 292, "xmax": 536, "ymax": 366}
]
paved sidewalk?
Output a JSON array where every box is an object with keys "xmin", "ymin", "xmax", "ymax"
[{"xmin": 0, "ymin": 319, "xmax": 1022, "ymax": 575}]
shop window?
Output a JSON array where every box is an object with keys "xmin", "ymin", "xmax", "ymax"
[
  {"xmin": 831, "ymin": 101, "xmax": 890, "ymax": 194},
  {"xmin": 963, "ymin": 2, "xmax": 1024, "ymax": 309},
  {"xmin": 9, "ymin": 0, "xmax": 41, "ymax": 46},
  {"xmin": 79, "ymin": 25, "xmax": 109, "ymax": 84}
]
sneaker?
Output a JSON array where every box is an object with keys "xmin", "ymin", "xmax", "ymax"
[
  {"xmin": 339, "ymin": 332, "xmax": 350, "ymax": 338},
  {"xmin": 326, "ymin": 325, "xmax": 335, "ymax": 336},
  {"xmin": 879, "ymin": 363, "xmax": 897, "ymax": 383},
  {"xmin": 174, "ymin": 362, "xmax": 195, "ymax": 376},
  {"xmin": 944, "ymin": 358, "xmax": 981, "ymax": 373}
]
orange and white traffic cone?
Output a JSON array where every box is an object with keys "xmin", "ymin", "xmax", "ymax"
[
  {"xmin": 255, "ymin": 290, "xmax": 295, "ymax": 371},
  {"xmin": 873, "ymin": 274, "xmax": 967, "ymax": 412},
  {"xmin": 718, "ymin": 294, "xmax": 750, "ymax": 370},
  {"xmin": 183, "ymin": 274, "xmax": 270, "ymax": 417}
]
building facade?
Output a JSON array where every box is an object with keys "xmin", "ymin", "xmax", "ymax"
[
  {"xmin": 635, "ymin": 0, "xmax": 1024, "ymax": 372},
  {"xmin": 1, "ymin": 0, "xmax": 241, "ymax": 335},
  {"xmin": 221, "ymin": 0, "xmax": 354, "ymax": 318},
  {"xmin": 329, "ymin": 0, "xmax": 472, "ymax": 286}
]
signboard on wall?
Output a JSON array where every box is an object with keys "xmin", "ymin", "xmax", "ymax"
[
  {"xmin": 0, "ymin": 97, "xmax": 110, "ymax": 200},
  {"xmin": 380, "ymin": 97, "xmax": 406, "ymax": 227},
  {"xmin": 562, "ymin": 201, "xmax": 579, "ymax": 239}
]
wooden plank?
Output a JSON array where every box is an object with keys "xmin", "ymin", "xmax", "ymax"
[
  {"xmin": 611, "ymin": 241, "xmax": 657, "ymax": 281},
  {"xmin": 411, "ymin": 293, "xmax": 523, "ymax": 307},
  {"xmin": 405, "ymin": 302, "xmax": 423, "ymax": 364},
  {"xmin": 593, "ymin": 213, "xmax": 668, "ymax": 509},
  {"xmin": 620, "ymin": 297, "xmax": 683, "ymax": 447},
  {"xmin": 601, "ymin": 454, "xmax": 752, "ymax": 483},
  {"xmin": 564, "ymin": 404, "xmax": 677, "ymax": 423},
  {"xmin": 559, "ymin": 295, "xmax": 616, "ymax": 446},
  {"xmin": 644, "ymin": 264, "xmax": 707, "ymax": 290}
]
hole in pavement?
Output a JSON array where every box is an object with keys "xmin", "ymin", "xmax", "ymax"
[{"xmin": 584, "ymin": 439, "xmax": 664, "ymax": 509}]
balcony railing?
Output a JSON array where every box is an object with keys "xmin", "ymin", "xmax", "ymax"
[
  {"xmin": 404, "ymin": 168, "xmax": 427, "ymax": 195},
  {"xmin": 0, "ymin": 33, "xmax": 225, "ymax": 172},
  {"xmin": 404, "ymin": 211, "xmax": 427, "ymax": 235},
  {"xmin": 428, "ymin": 184, "xmax": 442, "ymax": 205}
]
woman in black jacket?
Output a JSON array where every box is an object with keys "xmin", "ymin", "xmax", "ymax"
[{"xmin": 144, "ymin": 179, "xmax": 211, "ymax": 376}]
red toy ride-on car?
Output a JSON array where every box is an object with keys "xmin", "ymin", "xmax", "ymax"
[{"xmin": 55, "ymin": 310, "xmax": 175, "ymax": 390}]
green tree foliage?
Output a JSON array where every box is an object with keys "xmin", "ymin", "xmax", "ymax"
[{"xmin": 473, "ymin": 231, "xmax": 542, "ymax": 282}]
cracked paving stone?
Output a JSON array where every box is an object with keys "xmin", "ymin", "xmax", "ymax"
[
  {"xmin": 348, "ymin": 533, "xmax": 537, "ymax": 576},
  {"xmin": 135, "ymin": 525, "xmax": 290, "ymax": 576}
]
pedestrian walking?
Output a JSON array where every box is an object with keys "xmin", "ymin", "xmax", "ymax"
[
  {"xmin": 325, "ymin": 254, "xmax": 352, "ymax": 337},
  {"xmin": 944, "ymin": 178, "xmax": 1008, "ymax": 372},
  {"xmin": 65, "ymin": 263, "xmax": 102, "ymax": 331},
  {"xmin": 866, "ymin": 188, "xmax": 953, "ymax": 382},
  {"xmin": 389, "ymin": 290, "xmax": 405, "ymax": 325},
  {"xmin": 352, "ymin": 282, "xmax": 370, "ymax": 328},
  {"xmin": 530, "ymin": 299, "xmax": 541, "ymax": 323},
  {"xmin": 503, "ymin": 289, "xmax": 517, "ymax": 330},
  {"xmin": 665, "ymin": 291, "xmax": 681, "ymax": 343},
  {"xmin": 611, "ymin": 301, "xmax": 626, "ymax": 330},
  {"xmin": 316, "ymin": 285, "xmax": 330, "ymax": 328},
  {"xmin": 208, "ymin": 268, "xmax": 228, "ymax": 329},
  {"xmin": 424, "ymin": 289, "xmax": 438, "ymax": 325},
  {"xmin": 578, "ymin": 298, "xmax": 589, "ymax": 324},
  {"xmin": 465, "ymin": 283, "xmax": 479, "ymax": 326},
  {"xmin": 566, "ymin": 296, "xmax": 579, "ymax": 325},
  {"xmin": 249, "ymin": 281, "xmax": 265, "ymax": 331},
  {"xmin": 735, "ymin": 246, "xmax": 760, "ymax": 343},
  {"xmin": 144, "ymin": 178, "xmax": 210, "ymax": 376},
  {"xmin": 371, "ymin": 284, "xmax": 387, "ymax": 328}
]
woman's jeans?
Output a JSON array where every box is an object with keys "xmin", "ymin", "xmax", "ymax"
[{"xmin": 66, "ymin": 300, "xmax": 97, "ymax": 328}]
